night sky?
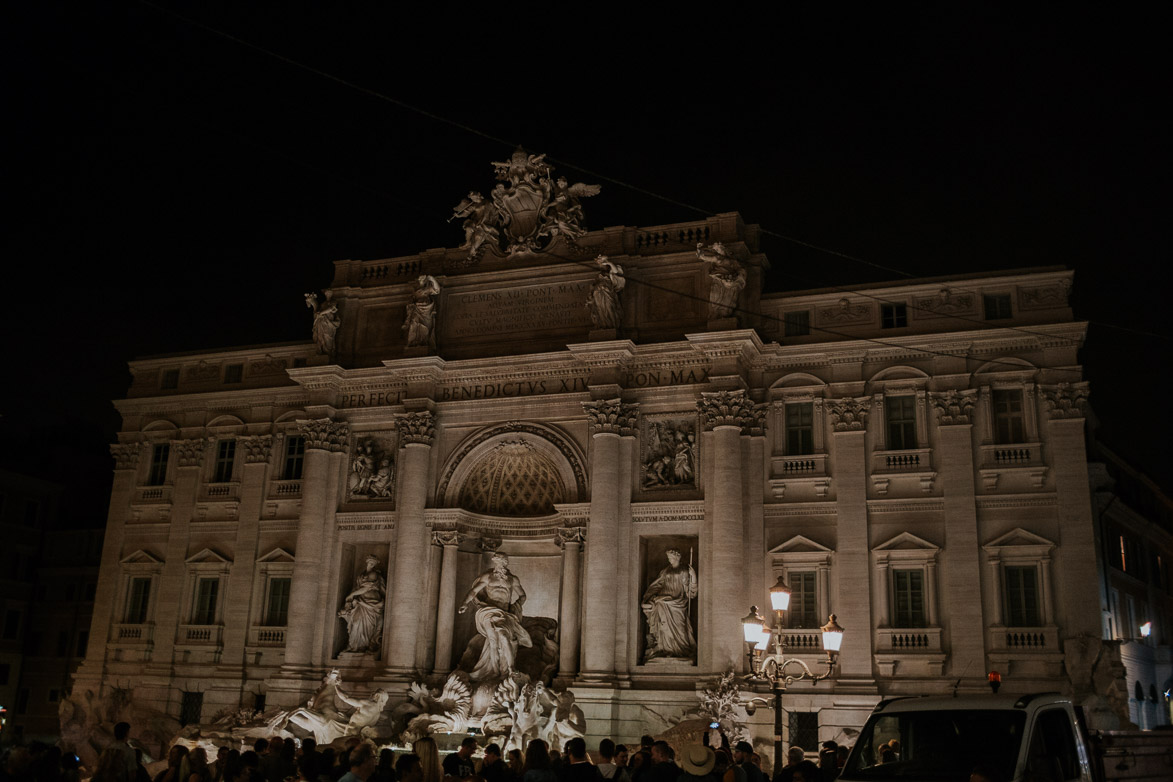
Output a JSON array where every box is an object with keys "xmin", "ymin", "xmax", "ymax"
[{"xmin": 6, "ymin": 2, "xmax": 1171, "ymax": 515}]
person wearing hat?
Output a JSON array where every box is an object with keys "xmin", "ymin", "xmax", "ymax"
[
  {"xmin": 732, "ymin": 743, "xmax": 763, "ymax": 782},
  {"xmin": 678, "ymin": 745, "xmax": 717, "ymax": 782}
]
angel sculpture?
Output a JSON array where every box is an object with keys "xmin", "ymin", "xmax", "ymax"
[
  {"xmin": 305, "ymin": 291, "xmax": 340, "ymax": 356},
  {"xmin": 450, "ymin": 192, "xmax": 499, "ymax": 258},
  {"xmin": 586, "ymin": 255, "xmax": 625, "ymax": 330},
  {"xmin": 543, "ymin": 176, "xmax": 601, "ymax": 239}
]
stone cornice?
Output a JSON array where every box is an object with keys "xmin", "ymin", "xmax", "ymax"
[
  {"xmin": 424, "ymin": 508, "xmax": 563, "ymax": 539},
  {"xmin": 866, "ymin": 498, "xmax": 946, "ymax": 513},
  {"xmin": 763, "ymin": 502, "xmax": 837, "ymax": 517},
  {"xmin": 114, "ymin": 388, "xmax": 309, "ymax": 416},
  {"xmin": 975, "ymin": 494, "xmax": 1057, "ymax": 509},
  {"xmin": 631, "ymin": 500, "xmax": 705, "ymax": 523}
]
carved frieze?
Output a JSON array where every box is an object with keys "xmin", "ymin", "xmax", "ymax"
[
  {"xmin": 828, "ymin": 397, "xmax": 870, "ymax": 432},
  {"xmin": 583, "ymin": 399, "xmax": 624, "ymax": 435},
  {"xmin": 640, "ymin": 415, "xmax": 699, "ymax": 492},
  {"xmin": 171, "ymin": 438, "xmax": 209, "ymax": 468},
  {"xmin": 298, "ymin": 419, "xmax": 350, "ymax": 452},
  {"xmin": 238, "ymin": 435, "xmax": 273, "ymax": 464},
  {"xmin": 556, "ymin": 526, "xmax": 587, "ymax": 547},
  {"xmin": 396, "ymin": 411, "xmax": 436, "ymax": 446},
  {"xmin": 818, "ymin": 298, "xmax": 873, "ymax": 325},
  {"xmin": 1040, "ymin": 382, "xmax": 1089, "ymax": 419},
  {"xmin": 697, "ymin": 389, "xmax": 752, "ymax": 431},
  {"xmin": 348, "ymin": 435, "xmax": 397, "ymax": 501},
  {"xmin": 929, "ymin": 389, "xmax": 977, "ymax": 425},
  {"xmin": 185, "ymin": 360, "xmax": 220, "ymax": 381},
  {"xmin": 1018, "ymin": 279, "xmax": 1072, "ymax": 310},
  {"xmin": 110, "ymin": 443, "xmax": 142, "ymax": 471},
  {"xmin": 913, "ymin": 288, "xmax": 976, "ymax": 318}
]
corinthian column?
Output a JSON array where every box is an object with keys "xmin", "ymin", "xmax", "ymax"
[
  {"xmin": 698, "ymin": 389, "xmax": 751, "ymax": 673},
  {"xmin": 431, "ymin": 529, "xmax": 464, "ymax": 675},
  {"xmin": 385, "ymin": 411, "xmax": 436, "ymax": 678},
  {"xmin": 827, "ymin": 396, "xmax": 873, "ymax": 681},
  {"xmin": 929, "ymin": 389, "xmax": 985, "ymax": 680},
  {"xmin": 283, "ymin": 419, "xmax": 349, "ymax": 670},
  {"xmin": 557, "ymin": 526, "xmax": 586, "ymax": 679},
  {"xmin": 578, "ymin": 399, "xmax": 635, "ymax": 681}
]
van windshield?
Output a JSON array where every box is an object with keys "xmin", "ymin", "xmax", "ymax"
[{"xmin": 840, "ymin": 709, "xmax": 1026, "ymax": 781}]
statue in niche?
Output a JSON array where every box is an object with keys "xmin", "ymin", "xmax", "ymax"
[
  {"xmin": 586, "ymin": 255, "xmax": 625, "ymax": 330},
  {"xmin": 697, "ymin": 242, "xmax": 746, "ymax": 320},
  {"xmin": 338, "ymin": 555, "xmax": 386, "ymax": 653},
  {"xmin": 642, "ymin": 548, "xmax": 698, "ymax": 662},
  {"xmin": 404, "ymin": 275, "xmax": 441, "ymax": 349},
  {"xmin": 458, "ymin": 552, "xmax": 533, "ymax": 682},
  {"xmin": 348, "ymin": 438, "xmax": 395, "ymax": 500},
  {"xmin": 305, "ymin": 291, "xmax": 340, "ymax": 356},
  {"xmin": 642, "ymin": 421, "xmax": 697, "ymax": 490}
]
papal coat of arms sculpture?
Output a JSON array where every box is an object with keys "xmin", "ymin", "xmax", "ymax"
[{"xmin": 450, "ymin": 149, "xmax": 600, "ymax": 262}]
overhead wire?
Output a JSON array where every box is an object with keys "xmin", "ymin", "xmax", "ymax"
[{"xmin": 133, "ymin": 0, "xmax": 1170, "ymax": 354}]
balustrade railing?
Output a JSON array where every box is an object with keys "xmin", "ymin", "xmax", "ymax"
[
  {"xmin": 876, "ymin": 627, "xmax": 943, "ymax": 652},
  {"xmin": 979, "ymin": 443, "xmax": 1043, "ymax": 468},
  {"xmin": 872, "ymin": 448, "xmax": 932, "ymax": 473}
]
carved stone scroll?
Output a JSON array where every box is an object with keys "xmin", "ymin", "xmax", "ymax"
[
  {"xmin": 172, "ymin": 438, "xmax": 209, "ymax": 467},
  {"xmin": 583, "ymin": 399, "xmax": 624, "ymax": 435},
  {"xmin": 556, "ymin": 526, "xmax": 587, "ymax": 547},
  {"xmin": 110, "ymin": 443, "xmax": 142, "ymax": 471},
  {"xmin": 929, "ymin": 389, "xmax": 977, "ymax": 426}
]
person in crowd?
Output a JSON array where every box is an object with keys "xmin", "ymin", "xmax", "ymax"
[
  {"xmin": 368, "ymin": 750, "xmax": 396, "ymax": 782},
  {"xmin": 479, "ymin": 744, "xmax": 510, "ymax": 782},
  {"xmin": 968, "ymin": 765, "xmax": 1003, "ymax": 782},
  {"xmin": 506, "ymin": 751, "xmax": 524, "ymax": 780},
  {"xmin": 641, "ymin": 742, "xmax": 676, "ymax": 782},
  {"xmin": 112, "ymin": 722, "xmax": 138, "ymax": 782},
  {"xmin": 678, "ymin": 745, "xmax": 716, "ymax": 782},
  {"xmin": 413, "ymin": 738, "xmax": 442, "ymax": 782},
  {"xmin": 443, "ymin": 738, "xmax": 477, "ymax": 780},
  {"xmin": 558, "ymin": 738, "xmax": 600, "ymax": 782},
  {"xmin": 772, "ymin": 748, "xmax": 805, "ymax": 782},
  {"xmin": 92, "ymin": 747, "xmax": 129, "ymax": 782},
  {"xmin": 788, "ymin": 762, "xmax": 819, "ymax": 782},
  {"xmin": 338, "ymin": 745, "xmax": 376, "ymax": 782},
  {"xmin": 612, "ymin": 746, "xmax": 629, "ymax": 782},
  {"xmin": 155, "ymin": 745, "xmax": 191, "ymax": 782},
  {"xmin": 731, "ymin": 744, "xmax": 761, "ymax": 782},
  {"xmin": 712, "ymin": 748, "xmax": 741, "ymax": 782},
  {"xmin": 522, "ymin": 740, "xmax": 556, "ymax": 782},
  {"xmin": 396, "ymin": 757, "xmax": 422, "ymax": 782},
  {"xmin": 595, "ymin": 741, "xmax": 617, "ymax": 781},
  {"xmin": 189, "ymin": 748, "xmax": 212, "ymax": 782}
]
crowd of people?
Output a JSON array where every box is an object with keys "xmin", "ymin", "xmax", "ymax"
[{"xmin": 0, "ymin": 727, "xmax": 856, "ymax": 782}]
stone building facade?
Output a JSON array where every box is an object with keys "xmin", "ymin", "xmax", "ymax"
[{"xmin": 72, "ymin": 165, "xmax": 1111, "ymax": 753}]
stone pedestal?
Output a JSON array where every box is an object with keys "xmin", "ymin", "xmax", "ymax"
[{"xmin": 588, "ymin": 328, "xmax": 618, "ymax": 341}]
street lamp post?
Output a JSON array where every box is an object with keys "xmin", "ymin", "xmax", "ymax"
[{"xmin": 741, "ymin": 576, "xmax": 845, "ymax": 774}]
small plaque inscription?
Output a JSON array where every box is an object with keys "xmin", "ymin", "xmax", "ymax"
[{"xmin": 443, "ymin": 281, "xmax": 592, "ymax": 340}]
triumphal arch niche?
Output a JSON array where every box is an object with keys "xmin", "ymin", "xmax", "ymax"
[{"xmin": 71, "ymin": 147, "xmax": 1110, "ymax": 764}]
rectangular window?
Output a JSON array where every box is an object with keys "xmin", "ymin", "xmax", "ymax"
[
  {"xmin": 1005, "ymin": 566, "xmax": 1040, "ymax": 626},
  {"xmin": 789, "ymin": 711, "xmax": 819, "ymax": 753},
  {"xmin": 893, "ymin": 569, "xmax": 926, "ymax": 628},
  {"xmin": 160, "ymin": 368, "xmax": 180, "ymax": 390},
  {"xmin": 784, "ymin": 310, "xmax": 811, "ymax": 337},
  {"xmin": 180, "ymin": 691, "xmax": 203, "ymax": 726},
  {"xmin": 254, "ymin": 693, "xmax": 267, "ymax": 713},
  {"xmin": 785, "ymin": 403, "xmax": 814, "ymax": 455},
  {"xmin": 885, "ymin": 396, "xmax": 917, "ymax": 450},
  {"xmin": 992, "ymin": 390, "xmax": 1026, "ymax": 444},
  {"xmin": 282, "ymin": 436, "xmax": 306, "ymax": 480},
  {"xmin": 881, "ymin": 303, "xmax": 908, "ymax": 329},
  {"xmin": 192, "ymin": 578, "xmax": 219, "ymax": 625},
  {"xmin": 212, "ymin": 439, "xmax": 236, "ymax": 483},
  {"xmin": 788, "ymin": 572, "xmax": 817, "ymax": 629},
  {"xmin": 3, "ymin": 609, "xmax": 20, "ymax": 639},
  {"xmin": 147, "ymin": 443, "xmax": 170, "ymax": 486},
  {"xmin": 984, "ymin": 293, "xmax": 1013, "ymax": 320},
  {"xmin": 223, "ymin": 364, "xmax": 243, "ymax": 384},
  {"xmin": 266, "ymin": 578, "xmax": 291, "ymax": 626},
  {"xmin": 126, "ymin": 577, "xmax": 151, "ymax": 623}
]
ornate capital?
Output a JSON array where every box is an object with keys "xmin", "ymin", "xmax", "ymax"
[
  {"xmin": 298, "ymin": 419, "xmax": 350, "ymax": 452},
  {"xmin": 746, "ymin": 402, "xmax": 769, "ymax": 437},
  {"xmin": 110, "ymin": 443, "xmax": 142, "ymax": 471},
  {"xmin": 396, "ymin": 411, "xmax": 436, "ymax": 446},
  {"xmin": 238, "ymin": 435, "xmax": 273, "ymax": 464},
  {"xmin": 583, "ymin": 399, "xmax": 624, "ymax": 435},
  {"xmin": 431, "ymin": 529, "xmax": 464, "ymax": 547},
  {"xmin": 557, "ymin": 526, "xmax": 587, "ymax": 547},
  {"xmin": 827, "ymin": 397, "xmax": 870, "ymax": 432},
  {"xmin": 697, "ymin": 389, "xmax": 752, "ymax": 431},
  {"xmin": 171, "ymin": 438, "xmax": 209, "ymax": 468},
  {"xmin": 1041, "ymin": 382, "xmax": 1089, "ymax": 420},
  {"xmin": 929, "ymin": 389, "xmax": 977, "ymax": 425},
  {"xmin": 619, "ymin": 403, "xmax": 640, "ymax": 436}
]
